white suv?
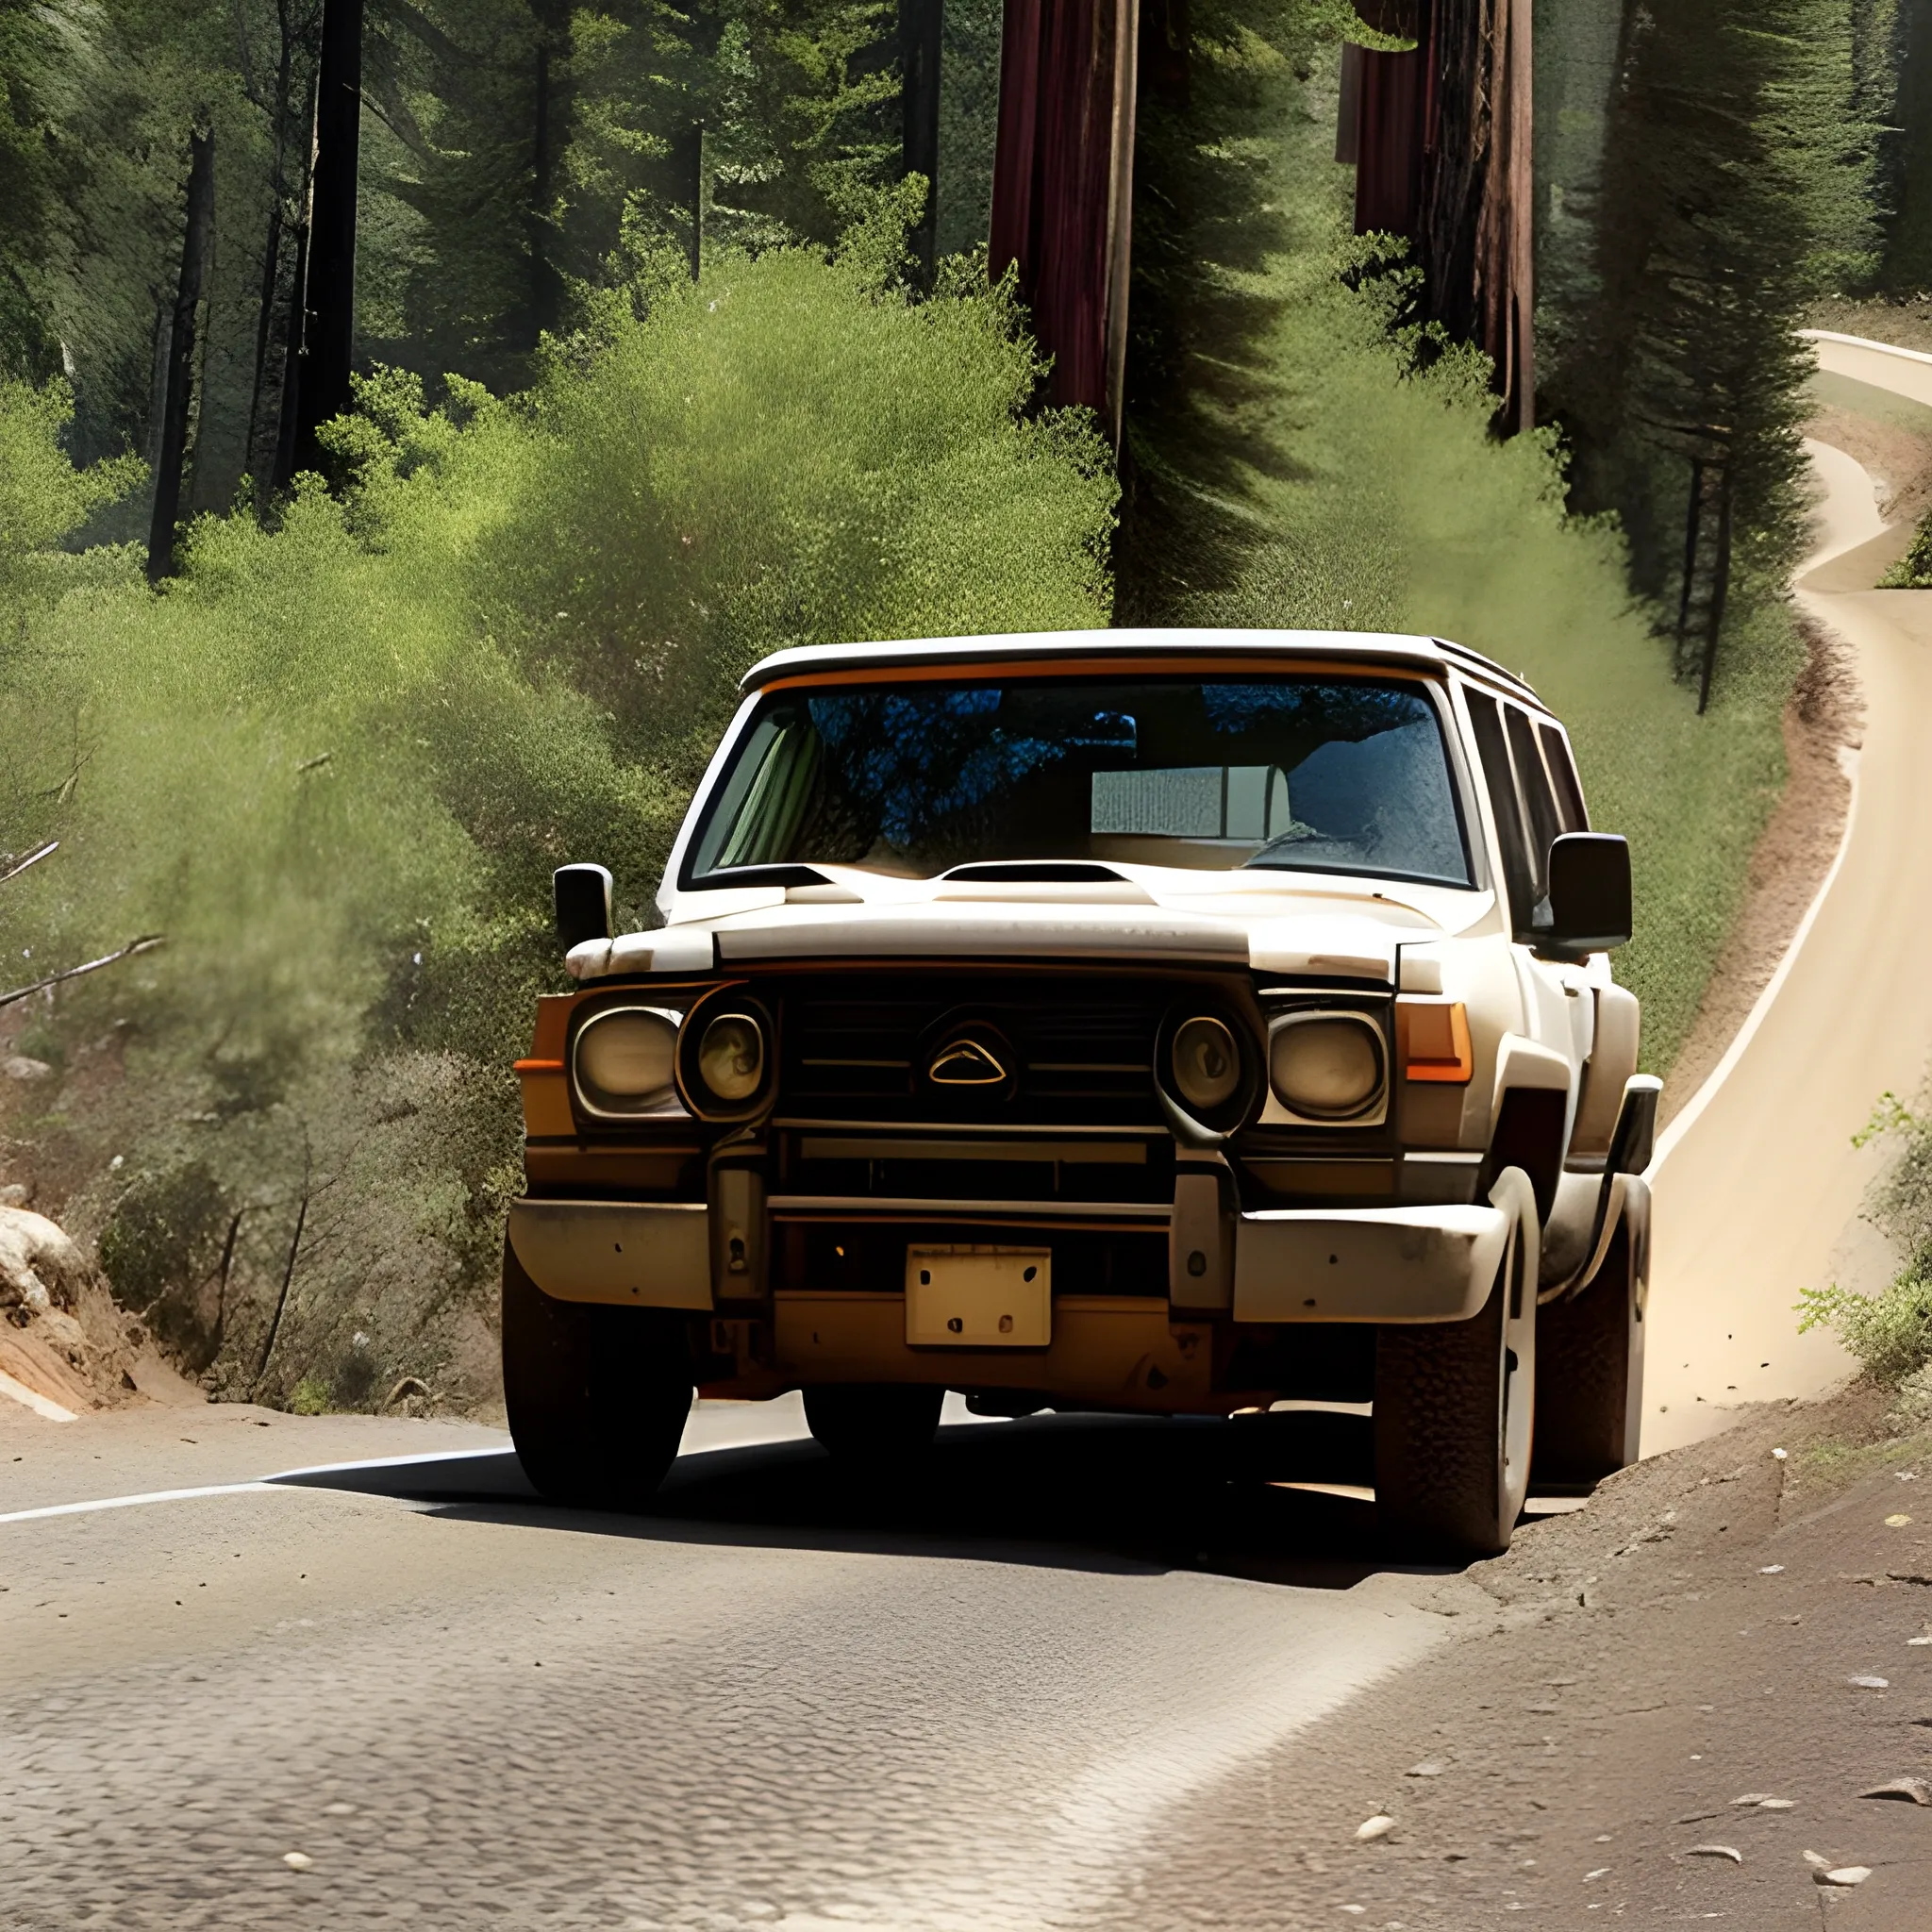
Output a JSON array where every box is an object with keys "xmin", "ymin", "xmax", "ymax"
[{"xmin": 502, "ymin": 629, "xmax": 1655, "ymax": 1554}]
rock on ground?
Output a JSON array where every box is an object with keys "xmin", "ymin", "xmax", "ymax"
[{"xmin": 0, "ymin": 1202, "xmax": 174, "ymax": 1413}]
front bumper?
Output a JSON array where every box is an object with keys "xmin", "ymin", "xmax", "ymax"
[
  {"xmin": 508, "ymin": 1194, "xmax": 1507, "ymax": 1324},
  {"xmin": 508, "ymin": 1199, "xmax": 712, "ymax": 1309},
  {"xmin": 1231, "ymin": 1204, "xmax": 1507, "ymax": 1323}
]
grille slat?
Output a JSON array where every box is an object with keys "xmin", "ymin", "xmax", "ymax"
[{"xmin": 776, "ymin": 974, "xmax": 1168, "ymax": 1125}]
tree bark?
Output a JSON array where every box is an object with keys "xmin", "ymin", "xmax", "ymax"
[
  {"xmin": 147, "ymin": 127, "xmax": 217, "ymax": 584},
  {"xmin": 246, "ymin": 0, "xmax": 304, "ymax": 490},
  {"xmin": 990, "ymin": 0, "xmax": 1140, "ymax": 432},
  {"xmin": 291, "ymin": 0, "xmax": 364, "ymax": 475},
  {"xmin": 245, "ymin": 202, "xmax": 283, "ymax": 478},
  {"xmin": 900, "ymin": 0, "xmax": 944, "ymax": 288},
  {"xmin": 528, "ymin": 1, "xmax": 570, "ymax": 342},
  {"xmin": 1697, "ymin": 469, "xmax": 1733, "ymax": 716},
  {"xmin": 271, "ymin": 214, "xmax": 310, "ymax": 491},
  {"xmin": 672, "ymin": 119, "xmax": 704, "ymax": 280},
  {"xmin": 1674, "ymin": 456, "xmax": 1704, "ymax": 649}
]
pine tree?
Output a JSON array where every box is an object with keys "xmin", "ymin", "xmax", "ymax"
[{"xmin": 1551, "ymin": 0, "xmax": 1878, "ymax": 706}]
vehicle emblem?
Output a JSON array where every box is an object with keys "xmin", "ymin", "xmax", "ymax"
[{"xmin": 928, "ymin": 1038, "xmax": 1008, "ymax": 1086}]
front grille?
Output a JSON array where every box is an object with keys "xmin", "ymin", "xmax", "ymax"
[{"xmin": 772, "ymin": 972, "xmax": 1172, "ymax": 1125}]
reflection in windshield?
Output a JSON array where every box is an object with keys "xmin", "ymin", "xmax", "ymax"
[{"xmin": 687, "ymin": 675, "xmax": 1471, "ymax": 887}]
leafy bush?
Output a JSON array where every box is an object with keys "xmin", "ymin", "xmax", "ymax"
[
  {"xmin": 1879, "ymin": 505, "xmax": 1932, "ymax": 587},
  {"xmin": 1797, "ymin": 1092, "xmax": 1932, "ymax": 1387},
  {"xmin": 0, "ymin": 241, "xmax": 1115, "ymax": 1407},
  {"xmin": 0, "ymin": 377, "xmax": 142, "ymax": 616},
  {"xmin": 1796, "ymin": 1276, "xmax": 1932, "ymax": 1386}
]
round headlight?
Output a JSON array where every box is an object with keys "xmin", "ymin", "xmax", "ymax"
[
  {"xmin": 1269, "ymin": 1014, "xmax": 1385, "ymax": 1120},
  {"xmin": 575, "ymin": 1008, "xmax": 678, "ymax": 1111},
  {"xmin": 697, "ymin": 1012, "xmax": 765, "ymax": 1104},
  {"xmin": 1172, "ymin": 1016, "xmax": 1241, "ymax": 1111}
]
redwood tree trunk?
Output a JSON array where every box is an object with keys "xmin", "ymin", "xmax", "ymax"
[
  {"xmin": 1349, "ymin": 0, "xmax": 1535, "ymax": 432},
  {"xmin": 901, "ymin": 0, "xmax": 944, "ymax": 289},
  {"xmin": 989, "ymin": 0, "xmax": 1139, "ymax": 433},
  {"xmin": 147, "ymin": 126, "xmax": 216, "ymax": 584},
  {"xmin": 291, "ymin": 0, "xmax": 364, "ymax": 475}
]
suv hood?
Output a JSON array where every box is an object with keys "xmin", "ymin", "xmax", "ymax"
[{"xmin": 571, "ymin": 868, "xmax": 1502, "ymax": 984}]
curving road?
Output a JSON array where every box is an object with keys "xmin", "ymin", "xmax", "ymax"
[{"xmin": 1643, "ymin": 332, "xmax": 1932, "ymax": 1455}]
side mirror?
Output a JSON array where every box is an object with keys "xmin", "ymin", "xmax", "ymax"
[
  {"xmin": 554, "ymin": 864, "xmax": 613, "ymax": 953},
  {"xmin": 1546, "ymin": 833, "xmax": 1631, "ymax": 954}
]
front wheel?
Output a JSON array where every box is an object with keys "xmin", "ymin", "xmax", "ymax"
[
  {"xmin": 501, "ymin": 1240, "xmax": 693, "ymax": 1510},
  {"xmin": 804, "ymin": 1384, "xmax": 944, "ymax": 1464},
  {"xmin": 1374, "ymin": 1168, "xmax": 1538, "ymax": 1557}
]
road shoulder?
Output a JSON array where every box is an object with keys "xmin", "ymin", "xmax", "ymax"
[{"xmin": 1077, "ymin": 1390, "xmax": 1932, "ymax": 1928}]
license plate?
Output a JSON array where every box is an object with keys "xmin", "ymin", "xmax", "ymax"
[{"xmin": 905, "ymin": 1245, "xmax": 1051, "ymax": 1347}]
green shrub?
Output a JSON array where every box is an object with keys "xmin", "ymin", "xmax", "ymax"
[
  {"xmin": 1797, "ymin": 1092, "xmax": 1932, "ymax": 1387},
  {"xmin": 1796, "ymin": 1276, "xmax": 1932, "ymax": 1386},
  {"xmin": 0, "ymin": 241, "xmax": 1116, "ymax": 1404},
  {"xmin": 289, "ymin": 1374, "xmax": 331, "ymax": 1416},
  {"xmin": 1879, "ymin": 505, "xmax": 1932, "ymax": 587},
  {"xmin": 0, "ymin": 376, "xmax": 142, "ymax": 621}
]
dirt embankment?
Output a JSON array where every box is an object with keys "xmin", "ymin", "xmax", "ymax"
[
  {"xmin": 0, "ymin": 1198, "xmax": 196, "ymax": 1414},
  {"xmin": 1093, "ymin": 1385, "xmax": 1932, "ymax": 1928}
]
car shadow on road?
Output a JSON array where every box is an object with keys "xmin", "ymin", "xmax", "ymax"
[{"xmin": 269, "ymin": 1408, "xmax": 1472, "ymax": 1591}]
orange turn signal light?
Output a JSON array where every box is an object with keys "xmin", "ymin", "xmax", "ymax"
[{"xmin": 1397, "ymin": 1001, "xmax": 1473, "ymax": 1084}]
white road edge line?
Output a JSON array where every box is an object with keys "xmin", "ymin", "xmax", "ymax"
[
  {"xmin": 1648, "ymin": 424, "xmax": 1876, "ymax": 1178},
  {"xmin": 1649, "ymin": 747, "xmax": 1861, "ymax": 1177},
  {"xmin": 0, "ymin": 1443, "xmax": 514, "ymax": 1528},
  {"xmin": 0, "ymin": 1370, "xmax": 77, "ymax": 1424}
]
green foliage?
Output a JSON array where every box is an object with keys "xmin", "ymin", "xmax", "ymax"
[
  {"xmin": 1879, "ymin": 502, "xmax": 1932, "ymax": 585},
  {"xmin": 1796, "ymin": 1276, "xmax": 1932, "ymax": 1385},
  {"xmin": 485, "ymin": 247, "xmax": 1115, "ymax": 764},
  {"xmin": 1121, "ymin": 5, "xmax": 1798, "ymax": 1073},
  {"xmin": 1797, "ymin": 1090, "xmax": 1932, "ymax": 1388},
  {"xmin": 0, "ymin": 241, "xmax": 1115, "ymax": 1403},
  {"xmin": 0, "ymin": 377, "xmax": 144, "ymax": 614},
  {"xmin": 288, "ymin": 1374, "xmax": 331, "ymax": 1414}
]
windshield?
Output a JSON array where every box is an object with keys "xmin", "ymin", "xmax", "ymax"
[{"xmin": 686, "ymin": 673, "xmax": 1473, "ymax": 888}]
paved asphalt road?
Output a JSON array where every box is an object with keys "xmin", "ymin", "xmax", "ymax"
[{"xmin": 2, "ymin": 1397, "xmax": 1473, "ymax": 1930}]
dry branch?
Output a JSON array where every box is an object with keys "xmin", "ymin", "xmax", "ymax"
[
  {"xmin": 0, "ymin": 841, "xmax": 58, "ymax": 891},
  {"xmin": 0, "ymin": 936, "xmax": 166, "ymax": 1012}
]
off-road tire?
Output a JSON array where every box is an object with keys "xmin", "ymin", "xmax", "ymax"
[
  {"xmin": 1374, "ymin": 1167, "xmax": 1538, "ymax": 1557},
  {"xmin": 804, "ymin": 1384, "xmax": 945, "ymax": 1463},
  {"xmin": 1532, "ymin": 1210, "xmax": 1644, "ymax": 1488},
  {"xmin": 501, "ymin": 1240, "xmax": 693, "ymax": 1510}
]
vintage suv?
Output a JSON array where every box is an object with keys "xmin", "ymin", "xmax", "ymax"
[{"xmin": 503, "ymin": 629, "xmax": 1657, "ymax": 1554}]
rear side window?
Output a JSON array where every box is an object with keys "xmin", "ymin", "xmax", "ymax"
[
  {"xmin": 1463, "ymin": 690, "xmax": 1537, "ymax": 933},
  {"xmin": 1504, "ymin": 705, "xmax": 1562, "ymax": 896},
  {"xmin": 1539, "ymin": 722, "xmax": 1589, "ymax": 832}
]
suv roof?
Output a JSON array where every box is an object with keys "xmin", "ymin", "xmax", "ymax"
[{"xmin": 740, "ymin": 627, "xmax": 1542, "ymax": 707}]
